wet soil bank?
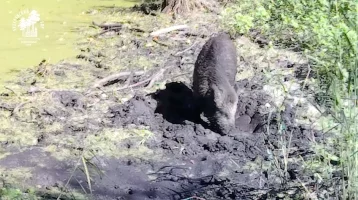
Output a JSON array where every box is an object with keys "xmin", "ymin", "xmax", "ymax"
[{"xmin": 0, "ymin": 4, "xmax": 339, "ymax": 200}]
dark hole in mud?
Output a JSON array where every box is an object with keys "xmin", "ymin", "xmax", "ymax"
[{"xmin": 151, "ymin": 82, "xmax": 203, "ymax": 125}]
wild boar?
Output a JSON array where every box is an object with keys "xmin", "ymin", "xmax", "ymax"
[{"xmin": 193, "ymin": 33, "xmax": 238, "ymax": 135}]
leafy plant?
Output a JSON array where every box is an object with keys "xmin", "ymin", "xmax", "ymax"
[{"xmin": 222, "ymin": 0, "xmax": 358, "ymax": 198}]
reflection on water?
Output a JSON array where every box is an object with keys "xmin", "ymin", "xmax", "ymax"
[{"xmin": 0, "ymin": 0, "xmax": 136, "ymax": 84}]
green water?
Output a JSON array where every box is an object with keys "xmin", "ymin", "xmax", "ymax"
[{"xmin": 0, "ymin": 0, "xmax": 136, "ymax": 84}]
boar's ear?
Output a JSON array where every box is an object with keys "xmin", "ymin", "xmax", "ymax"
[{"xmin": 211, "ymin": 84, "xmax": 225, "ymax": 106}]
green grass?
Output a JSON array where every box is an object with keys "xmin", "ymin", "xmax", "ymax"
[
  {"xmin": 0, "ymin": 187, "xmax": 38, "ymax": 200},
  {"xmin": 221, "ymin": 0, "xmax": 358, "ymax": 198}
]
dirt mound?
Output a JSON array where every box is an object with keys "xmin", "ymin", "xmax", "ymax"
[{"xmin": 88, "ymin": 77, "xmax": 310, "ymax": 199}]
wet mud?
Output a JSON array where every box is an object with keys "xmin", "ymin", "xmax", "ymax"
[{"xmin": 0, "ymin": 5, "xmax": 330, "ymax": 200}]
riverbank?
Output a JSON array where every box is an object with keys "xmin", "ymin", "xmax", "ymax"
[{"xmin": 0, "ymin": 3, "xmax": 339, "ymax": 200}]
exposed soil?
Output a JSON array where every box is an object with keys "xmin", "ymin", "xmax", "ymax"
[{"xmin": 0, "ymin": 3, "xmax": 338, "ymax": 200}]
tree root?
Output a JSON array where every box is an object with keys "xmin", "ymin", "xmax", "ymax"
[{"xmin": 162, "ymin": 0, "xmax": 217, "ymax": 15}]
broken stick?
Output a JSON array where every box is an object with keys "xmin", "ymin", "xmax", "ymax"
[
  {"xmin": 115, "ymin": 66, "xmax": 171, "ymax": 91},
  {"xmin": 92, "ymin": 21, "xmax": 123, "ymax": 30}
]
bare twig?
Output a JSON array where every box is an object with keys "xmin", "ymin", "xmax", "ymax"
[
  {"xmin": 91, "ymin": 71, "xmax": 145, "ymax": 89},
  {"xmin": 146, "ymin": 66, "xmax": 171, "ymax": 88},
  {"xmin": 153, "ymin": 38, "xmax": 170, "ymax": 47},
  {"xmin": 124, "ymin": 72, "xmax": 135, "ymax": 87},
  {"xmin": 75, "ymin": 177, "xmax": 88, "ymax": 195},
  {"xmin": 116, "ymin": 77, "xmax": 152, "ymax": 91},
  {"xmin": 10, "ymin": 100, "xmax": 31, "ymax": 117},
  {"xmin": 173, "ymin": 41, "xmax": 199, "ymax": 56},
  {"xmin": 81, "ymin": 156, "xmax": 92, "ymax": 194},
  {"xmin": 4, "ymin": 86, "xmax": 17, "ymax": 96},
  {"xmin": 150, "ymin": 25, "xmax": 189, "ymax": 37},
  {"xmin": 27, "ymin": 87, "xmax": 82, "ymax": 94},
  {"xmin": 57, "ymin": 155, "xmax": 83, "ymax": 200},
  {"xmin": 0, "ymin": 103, "xmax": 15, "ymax": 112},
  {"xmin": 129, "ymin": 27, "xmax": 145, "ymax": 33}
]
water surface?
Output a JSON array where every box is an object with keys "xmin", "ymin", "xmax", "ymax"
[{"xmin": 0, "ymin": 0, "xmax": 136, "ymax": 84}]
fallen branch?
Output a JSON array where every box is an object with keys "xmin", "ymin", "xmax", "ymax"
[
  {"xmin": 150, "ymin": 25, "xmax": 189, "ymax": 37},
  {"xmin": 91, "ymin": 71, "xmax": 145, "ymax": 89},
  {"xmin": 93, "ymin": 27, "xmax": 122, "ymax": 37}
]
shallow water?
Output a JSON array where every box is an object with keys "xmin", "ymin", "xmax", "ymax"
[{"xmin": 0, "ymin": 0, "xmax": 136, "ymax": 84}]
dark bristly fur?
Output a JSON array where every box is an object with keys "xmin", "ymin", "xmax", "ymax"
[{"xmin": 193, "ymin": 33, "xmax": 238, "ymax": 135}]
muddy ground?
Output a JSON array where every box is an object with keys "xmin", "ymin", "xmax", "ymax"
[{"xmin": 0, "ymin": 4, "xmax": 340, "ymax": 200}]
